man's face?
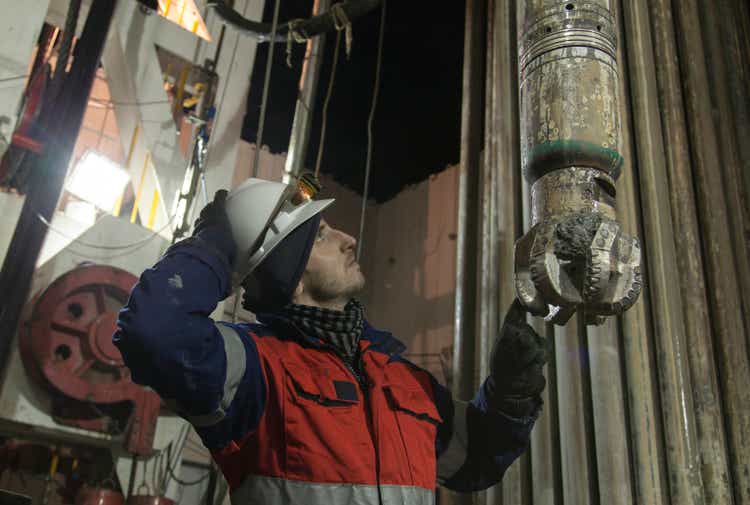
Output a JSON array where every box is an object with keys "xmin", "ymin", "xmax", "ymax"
[{"xmin": 299, "ymin": 220, "xmax": 366, "ymax": 304}]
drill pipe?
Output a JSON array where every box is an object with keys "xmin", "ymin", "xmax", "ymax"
[{"xmin": 514, "ymin": 0, "xmax": 641, "ymax": 325}]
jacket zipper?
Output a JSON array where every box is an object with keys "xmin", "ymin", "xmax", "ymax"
[{"xmin": 335, "ymin": 349, "xmax": 383, "ymax": 505}]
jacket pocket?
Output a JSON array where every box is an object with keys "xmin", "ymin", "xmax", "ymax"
[
  {"xmin": 281, "ymin": 361, "xmax": 371, "ymax": 482},
  {"xmin": 284, "ymin": 362, "xmax": 359, "ymax": 407},
  {"xmin": 384, "ymin": 383, "xmax": 443, "ymax": 424},
  {"xmin": 384, "ymin": 383, "xmax": 442, "ymax": 488}
]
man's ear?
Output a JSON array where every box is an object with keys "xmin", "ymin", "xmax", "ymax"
[{"xmin": 292, "ymin": 278, "xmax": 304, "ymax": 301}]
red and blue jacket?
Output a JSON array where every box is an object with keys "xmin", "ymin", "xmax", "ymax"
[{"xmin": 114, "ymin": 238, "xmax": 539, "ymax": 504}]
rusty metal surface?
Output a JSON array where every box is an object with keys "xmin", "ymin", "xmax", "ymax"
[
  {"xmin": 697, "ymin": 0, "xmax": 750, "ymax": 340},
  {"xmin": 486, "ymin": 0, "xmax": 527, "ymax": 504},
  {"xmin": 621, "ymin": 0, "xmax": 706, "ymax": 502},
  {"xmin": 514, "ymin": 0, "xmax": 641, "ymax": 324},
  {"xmin": 525, "ymin": 175, "xmax": 562, "ymax": 505},
  {"xmin": 553, "ymin": 314, "xmax": 595, "ymax": 505},
  {"xmin": 611, "ymin": 0, "xmax": 669, "ymax": 502},
  {"xmin": 449, "ymin": 0, "xmax": 485, "ymax": 503},
  {"xmin": 646, "ymin": 0, "xmax": 735, "ymax": 502},
  {"xmin": 586, "ymin": 318, "xmax": 633, "ymax": 505},
  {"xmin": 671, "ymin": 0, "xmax": 750, "ymax": 502}
]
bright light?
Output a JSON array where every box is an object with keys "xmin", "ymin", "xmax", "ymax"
[{"xmin": 66, "ymin": 151, "xmax": 131, "ymax": 211}]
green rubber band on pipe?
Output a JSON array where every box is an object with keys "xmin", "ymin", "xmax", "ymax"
[{"xmin": 525, "ymin": 140, "xmax": 624, "ymax": 182}]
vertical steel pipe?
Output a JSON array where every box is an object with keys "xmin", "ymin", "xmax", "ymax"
[
  {"xmin": 611, "ymin": 0, "xmax": 669, "ymax": 502},
  {"xmin": 646, "ymin": 0, "xmax": 734, "ymax": 502},
  {"xmin": 621, "ymin": 0, "xmax": 706, "ymax": 502},
  {"xmin": 479, "ymin": 4, "xmax": 500, "ymax": 502},
  {"xmin": 449, "ymin": 0, "xmax": 485, "ymax": 503},
  {"xmin": 587, "ymin": 318, "xmax": 633, "ymax": 505},
  {"xmin": 696, "ymin": 0, "xmax": 750, "ymax": 333},
  {"xmin": 525, "ymin": 170, "xmax": 563, "ymax": 505},
  {"xmin": 515, "ymin": 0, "xmax": 641, "ymax": 325},
  {"xmin": 485, "ymin": 0, "xmax": 526, "ymax": 503},
  {"xmin": 671, "ymin": 0, "xmax": 750, "ymax": 502},
  {"xmin": 716, "ymin": 0, "xmax": 750, "ymax": 231},
  {"xmin": 284, "ymin": 0, "xmax": 330, "ymax": 179},
  {"xmin": 553, "ymin": 315, "xmax": 596, "ymax": 505}
]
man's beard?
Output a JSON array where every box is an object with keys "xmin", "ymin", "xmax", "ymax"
[{"xmin": 306, "ymin": 270, "xmax": 365, "ymax": 305}]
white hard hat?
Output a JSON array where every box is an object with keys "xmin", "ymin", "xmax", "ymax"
[{"xmin": 225, "ymin": 177, "xmax": 334, "ymax": 287}]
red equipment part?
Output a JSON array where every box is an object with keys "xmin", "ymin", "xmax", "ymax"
[
  {"xmin": 19, "ymin": 265, "xmax": 160, "ymax": 456},
  {"xmin": 76, "ymin": 486, "xmax": 125, "ymax": 505},
  {"xmin": 126, "ymin": 496, "xmax": 175, "ymax": 505}
]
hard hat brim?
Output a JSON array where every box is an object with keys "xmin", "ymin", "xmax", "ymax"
[{"xmin": 231, "ymin": 198, "xmax": 334, "ymax": 287}]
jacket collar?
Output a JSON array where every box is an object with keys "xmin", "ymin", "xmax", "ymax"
[{"xmin": 255, "ymin": 312, "xmax": 407, "ymax": 360}]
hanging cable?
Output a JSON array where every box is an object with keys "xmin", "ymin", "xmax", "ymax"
[
  {"xmin": 36, "ymin": 212, "xmax": 176, "ymax": 250},
  {"xmin": 206, "ymin": 0, "xmax": 380, "ymax": 43},
  {"xmin": 314, "ymin": 29, "xmax": 343, "ymax": 179},
  {"xmin": 0, "ymin": 75, "xmax": 29, "ymax": 83},
  {"xmin": 251, "ymin": 0, "xmax": 283, "ymax": 177},
  {"xmin": 356, "ymin": 0, "xmax": 386, "ymax": 261}
]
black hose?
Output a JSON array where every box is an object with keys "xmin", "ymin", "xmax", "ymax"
[{"xmin": 206, "ymin": 0, "xmax": 382, "ymax": 42}]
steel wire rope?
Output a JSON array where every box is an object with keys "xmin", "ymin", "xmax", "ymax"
[
  {"xmin": 314, "ymin": 29, "xmax": 343, "ymax": 179},
  {"xmin": 0, "ymin": 75, "xmax": 29, "ymax": 83},
  {"xmin": 232, "ymin": 0, "xmax": 284, "ymax": 322},
  {"xmin": 356, "ymin": 0, "xmax": 386, "ymax": 261},
  {"xmin": 162, "ymin": 424, "xmax": 212, "ymax": 487},
  {"xmin": 251, "ymin": 0, "xmax": 283, "ymax": 177},
  {"xmin": 36, "ymin": 212, "xmax": 177, "ymax": 250}
]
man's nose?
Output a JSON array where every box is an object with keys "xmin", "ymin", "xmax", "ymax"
[{"xmin": 339, "ymin": 231, "xmax": 357, "ymax": 251}]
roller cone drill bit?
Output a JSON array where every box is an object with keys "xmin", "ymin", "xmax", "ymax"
[{"xmin": 514, "ymin": 1, "xmax": 642, "ymax": 325}]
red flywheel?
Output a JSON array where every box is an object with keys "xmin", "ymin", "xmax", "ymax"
[{"xmin": 19, "ymin": 264, "xmax": 160, "ymax": 456}]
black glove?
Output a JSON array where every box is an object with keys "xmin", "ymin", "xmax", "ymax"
[
  {"xmin": 191, "ymin": 189, "xmax": 237, "ymax": 268},
  {"xmin": 485, "ymin": 299, "xmax": 550, "ymax": 418}
]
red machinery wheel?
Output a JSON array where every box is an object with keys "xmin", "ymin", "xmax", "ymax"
[{"xmin": 19, "ymin": 264, "xmax": 160, "ymax": 456}]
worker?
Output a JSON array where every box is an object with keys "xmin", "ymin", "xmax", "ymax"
[{"xmin": 113, "ymin": 178, "xmax": 549, "ymax": 504}]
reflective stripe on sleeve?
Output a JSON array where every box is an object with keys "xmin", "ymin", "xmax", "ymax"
[
  {"xmin": 231, "ymin": 474, "xmax": 435, "ymax": 505},
  {"xmin": 182, "ymin": 323, "xmax": 247, "ymax": 428},
  {"xmin": 436, "ymin": 399, "xmax": 470, "ymax": 483}
]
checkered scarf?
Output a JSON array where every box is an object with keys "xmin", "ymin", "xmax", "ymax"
[{"xmin": 282, "ymin": 299, "xmax": 365, "ymax": 359}]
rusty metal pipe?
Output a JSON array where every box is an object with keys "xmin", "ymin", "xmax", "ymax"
[
  {"xmin": 646, "ymin": 0, "xmax": 735, "ymax": 502},
  {"xmin": 489, "ymin": 0, "xmax": 525, "ymax": 502},
  {"xmin": 696, "ymin": 0, "xmax": 750, "ymax": 339},
  {"xmin": 586, "ymin": 319, "xmax": 633, "ymax": 505},
  {"xmin": 671, "ymin": 0, "xmax": 750, "ymax": 501},
  {"xmin": 553, "ymin": 314, "xmax": 596, "ymax": 504},
  {"xmin": 621, "ymin": 0, "xmax": 706, "ymax": 501},
  {"xmin": 514, "ymin": 0, "xmax": 641, "ymax": 325},
  {"xmin": 447, "ymin": 1, "xmax": 485, "ymax": 504},
  {"xmin": 610, "ymin": 1, "xmax": 669, "ymax": 502}
]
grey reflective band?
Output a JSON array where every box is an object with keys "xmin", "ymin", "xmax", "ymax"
[
  {"xmin": 216, "ymin": 323, "xmax": 247, "ymax": 410},
  {"xmin": 437, "ymin": 400, "xmax": 470, "ymax": 484},
  {"xmin": 231, "ymin": 474, "xmax": 435, "ymax": 505},
  {"xmin": 181, "ymin": 324, "xmax": 248, "ymax": 428}
]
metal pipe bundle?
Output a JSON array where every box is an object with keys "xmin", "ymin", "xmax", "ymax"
[{"xmin": 514, "ymin": 1, "xmax": 641, "ymax": 325}]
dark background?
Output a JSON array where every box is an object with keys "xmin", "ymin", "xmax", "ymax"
[{"xmin": 241, "ymin": 0, "xmax": 466, "ymax": 202}]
